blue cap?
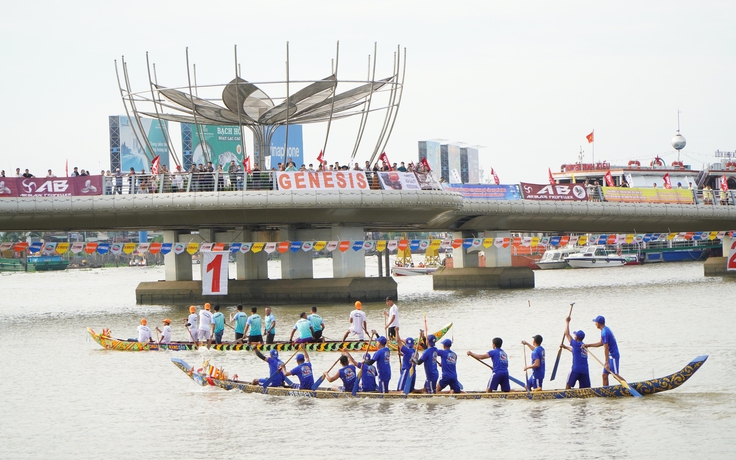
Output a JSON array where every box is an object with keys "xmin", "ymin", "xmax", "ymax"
[
  {"xmin": 378, "ymin": 336, "xmax": 387, "ymax": 345},
  {"xmin": 296, "ymin": 353, "xmax": 305, "ymax": 362},
  {"xmin": 269, "ymin": 349, "xmax": 278, "ymax": 358},
  {"xmin": 427, "ymin": 334, "xmax": 437, "ymax": 344},
  {"xmin": 592, "ymin": 315, "xmax": 605, "ymax": 324},
  {"xmin": 405, "ymin": 337, "xmax": 414, "ymax": 346},
  {"xmin": 574, "ymin": 330, "xmax": 585, "ymax": 340},
  {"xmin": 441, "ymin": 339, "xmax": 452, "ymax": 347}
]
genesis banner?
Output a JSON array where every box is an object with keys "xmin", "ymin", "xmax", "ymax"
[
  {"xmin": 520, "ymin": 182, "xmax": 588, "ymax": 201},
  {"xmin": 0, "ymin": 176, "xmax": 103, "ymax": 197},
  {"xmin": 276, "ymin": 171, "xmax": 370, "ymax": 191}
]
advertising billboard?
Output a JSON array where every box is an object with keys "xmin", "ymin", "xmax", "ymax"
[
  {"xmin": 520, "ymin": 182, "xmax": 588, "ymax": 201},
  {"xmin": 269, "ymin": 125, "xmax": 304, "ymax": 168},
  {"xmin": 182, "ymin": 124, "xmax": 244, "ymax": 170},
  {"xmin": 109, "ymin": 116, "xmax": 170, "ymax": 173}
]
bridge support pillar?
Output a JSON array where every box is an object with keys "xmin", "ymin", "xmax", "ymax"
[
  {"xmin": 164, "ymin": 230, "xmax": 192, "ymax": 281},
  {"xmin": 451, "ymin": 231, "xmax": 479, "ymax": 268},
  {"xmin": 332, "ymin": 225, "xmax": 365, "ymax": 278},
  {"xmin": 279, "ymin": 227, "xmax": 316, "ymax": 280},
  {"xmin": 481, "ymin": 231, "xmax": 512, "ymax": 267},
  {"xmin": 241, "ymin": 230, "xmax": 272, "ymax": 280},
  {"xmin": 704, "ymin": 234, "xmax": 735, "ymax": 277}
]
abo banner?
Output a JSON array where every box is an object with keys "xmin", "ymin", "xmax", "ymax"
[
  {"xmin": 520, "ymin": 183, "xmax": 588, "ymax": 201},
  {"xmin": 0, "ymin": 176, "xmax": 103, "ymax": 197}
]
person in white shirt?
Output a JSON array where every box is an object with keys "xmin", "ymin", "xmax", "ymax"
[
  {"xmin": 198, "ymin": 303, "xmax": 213, "ymax": 344},
  {"xmin": 343, "ymin": 301, "xmax": 370, "ymax": 341},
  {"xmin": 137, "ymin": 318, "xmax": 153, "ymax": 343},
  {"xmin": 384, "ymin": 296, "xmax": 400, "ymax": 341},
  {"xmin": 185, "ymin": 305, "xmax": 198, "ymax": 342},
  {"xmin": 156, "ymin": 318, "xmax": 172, "ymax": 344}
]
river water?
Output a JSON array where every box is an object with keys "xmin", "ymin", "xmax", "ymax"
[{"xmin": 1, "ymin": 260, "xmax": 734, "ymax": 459}]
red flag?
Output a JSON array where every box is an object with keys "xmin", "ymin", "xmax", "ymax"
[
  {"xmin": 151, "ymin": 155, "xmax": 161, "ymax": 174},
  {"xmin": 379, "ymin": 152, "xmax": 392, "ymax": 170},
  {"xmin": 420, "ymin": 157, "xmax": 431, "ymax": 172},
  {"xmin": 721, "ymin": 174, "xmax": 729, "ymax": 191},
  {"xmin": 604, "ymin": 170, "xmax": 614, "ymax": 187},
  {"xmin": 243, "ymin": 156, "xmax": 251, "ymax": 173},
  {"xmin": 491, "ymin": 168, "xmax": 500, "ymax": 185},
  {"xmin": 316, "ymin": 150, "xmax": 325, "ymax": 166},
  {"xmin": 663, "ymin": 173, "xmax": 672, "ymax": 189},
  {"xmin": 65, "ymin": 159, "xmax": 68, "ymax": 177},
  {"xmin": 586, "ymin": 131, "xmax": 594, "ymax": 143},
  {"xmin": 548, "ymin": 168, "xmax": 557, "ymax": 185}
]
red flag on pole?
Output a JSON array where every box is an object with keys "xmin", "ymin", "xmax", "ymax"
[
  {"xmin": 586, "ymin": 131, "xmax": 594, "ymax": 143},
  {"xmin": 491, "ymin": 168, "xmax": 500, "ymax": 185},
  {"xmin": 316, "ymin": 150, "xmax": 325, "ymax": 166},
  {"xmin": 548, "ymin": 168, "xmax": 557, "ymax": 185},
  {"xmin": 243, "ymin": 156, "xmax": 251, "ymax": 173},
  {"xmin": 420, "ymin": 157, "xmax": 431, "ymax": 172},
  {"xmin": 379, "ymin": 152, "xmax": 392, "ymax": 170},
  {"xmin": 65, "ymin": 159, "xmax": 68, "ymax": 177},
  {"xmin": 721, "ymin": 174, "xmax": 729, "ymax": 191},
  {"xmin": 604, "ymin": 170, "xmax": 614, "ymax": 187},
  {"xmin": 663, "ymin": 173, "xmax": 672, "ymax": 189},
  {"xmin": 151, "ymin": 155, "xmax": 161, "ymax": 175}
]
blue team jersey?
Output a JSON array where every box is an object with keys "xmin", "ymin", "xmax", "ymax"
[
  {"xmin": 246, "ymin": 314, "xmax": 262, "ymax": 336},
  {"xmin": 266, "ymin": 357, "xmax": 284, "ymax": 386},
  {"xmin": 419, "ymin": 347, "xmax": 439, "ymax": 379},
  {"xmin": 289, "ymin": 362, "xmax": 314, "ymax": 389},
  {"xmin": 372, "ymin": 347, "xmax": 391, "ymax": 381},
  {"xmin": 307, "ymin": 314, "xmax": 323, "ymax": 332},
  {"xmin": 570, "ymin": 340, "xmax": 589, "ymax": 373},
  {"xmin": 233, "ymin": 312, "xmax": 247, "ymax": 334},
  {"xmin": 401, "ymin": 345, "xmax": 415, "ymax": 370},
  {"xmin": 437, "ymin": 349, "xmax": 458, "ymax": 380},
  {"xmin": 212, "ymin": 312, "xmax": 225, "ymax": 333},
  {"xmin": 531, "ymin": 346, "xmax": 545, "ymax": 379},
  {"xmin": 358, "ymin": 362, "xmax": 378, "ymax": 391},
  {"xmin": 601, "ymin": 326, "xmax": 619, "ymax": 358},
  {"xmin": 488, "ymin": 348, "xmax": 509, "ymax": 374},
  {"xmin": 338, "ymin": 365, "xmax": 357, "ymax": 392},
  {"xmin": 265, "ymin": 314, "xmax": 276, "ymax": 335},
  {"xmin": 294, "ymin": 318, "xmax": 312, "ymax": 339}
]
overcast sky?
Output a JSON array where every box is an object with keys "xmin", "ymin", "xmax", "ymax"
[{"xmin": 1, "ymin": 1, "xmax": 734, "ymax": 183}]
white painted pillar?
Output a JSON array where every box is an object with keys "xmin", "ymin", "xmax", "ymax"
[
  {"xmin": 163, "ymin": 230, "xmax": 193, "ymax": 281},
  {"xmin": 279, "ymin": 227, "xmax": 318, "ymax": 280},
  {"xmin": 482, "ymin": 231, "xmax": 512, "ymax": 267},
  {"xmin": 332, "ymin": 225, "xmax": 365, "ymax": 278},
  {"xmin": 451, "ymin": 231, "xmax": 479, "ymax": 268}
]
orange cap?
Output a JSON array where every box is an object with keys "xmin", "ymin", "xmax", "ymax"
[
  {"xmin": 189, "ymin": 306, "xmax": 196, "ymax": 313},
  {"xmin": 141, "ymin": 318, "xmax": 147, "ymax": 325},
  {"xmin": 204, "ymin": 303, "xmax": 211, "ymax": 310},
  {"xmin": 162, "ymin": 318, "xmax": 171, "ymax": 324},
  {"xmin": 355, "ymin": 301, "xmax": 362, "ymax": 310}
]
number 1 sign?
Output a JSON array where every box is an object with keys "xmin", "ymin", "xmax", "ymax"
[{"xmin": 202, "ymin": 252, "xmax": 229, "ymax": 295}]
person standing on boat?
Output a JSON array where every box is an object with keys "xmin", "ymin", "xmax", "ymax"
[
  {"xmin": 243, "ymin": 307, "xmax": 263, "ymax": 344},
  {"xmin": 211, "ymin": 305, "xmax": 225, "ymax": 345},
  {"xmin": 185, "ymin": 306, "xmax": 198, "ymax": 343},
  {"xmin": 136, "ymin": 319, "xmax": 153, "ymax": 343},
  {"xmin": 231, "ymin": 305, "xmax": 247, "ymax": 342},
  {"xmin": 397, "ymin": 336, "xmax": 417, "ymax": 392},
  {"xmin": 345, "ymin": 351, "xmax": 378, "ymax": 392},
  {"xmin": 585, "ymin": 315, "xmax": 620, "ymax": 386},
  {"xmin": 384, "ymin": 296, "xmax": 400, "ymax": 341},
  {"xmin": 308, "ymin": 306, "xmax": 325, "ymax": 342},
  {"xmin": 343, "ymin": 301, "xmax": 369, "ymax": 341},
  {"xmin": 323, "ymin": 354, "xmax": 357, "ymax": 392},
  {"xmin": 560, "ymin": 317, "xmax": 590, "ymax": 389},
  {"xmin": 436, "ymin": 339, "xmax": 461, "ymax": 393},
  {"xmin": 372, "ymin": 336, "xmax": 392, "ymax": 393},
  {"xmin": 284, "ymin": 350, "xmax": 314, "ymax": 390},
  {"xmin": 522, "ymin": 335, "xmax": 546, "ymax": 390},
  {"xmin": 290, "ymin": 312, "xmax": 314, "ymax": 344},
  {"xmin": 157, "ymin": 318, "xmax": 172, "ymax": 344},
  {"xmin": 467, "ymin": 338, "xmax": 510, "ymax": 393},
  {"xmin": 414, "ymin": 334, "xmax": 439, "ymax": 394},
  {"xmin": 254, "ymin": 349, "xmax": 285, "ymax": 387},
  {"xmin": 264, "ymin": 307, "xmax": 276, "ymax": 344},
  {"xmin": 197, "ymin": 303, "xmax": 213, "ymax": 345}
]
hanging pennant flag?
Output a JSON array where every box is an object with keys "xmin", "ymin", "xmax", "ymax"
[
  {"xmin": 409, "ymin": 240, "xmax": 421, "ymax": 251},
  {"xmin": 200, "ymin": 243, "xmax": 213, "ymax": 252},
  {"xmin": 462, "ymin": 238, "xmax": 473, "ymax": 249},
  {"xmin": 512, "ymin": 237, "xmax": 522, "ymax": 247},
  {"xmin": 578, "ymin": 235, "xmax": 587, "ymax": 246},
  {"xmin": 430, "ymin": 239, "xmax": 442, "ymax": 250},
  {"xmin": 387, "ymin": 240, "xmax": 398, "ymax": 251},
  {"xmin": 522, "ymin": 237, "xmax": 532, "ymax": 247},
  {"xmin": 419, "ymin": 240, "xmax": 429, "ymax": 250},
  {"xmin": 173, "ymin": 243, "xmax": 187, "ymax": 255},
  {"xmin": 264, "ymin": 242, "xmax": 277, "ymax": 254},
  {"xmin": 559, "ymin": 235, "xmax": 570, "ymax": 246},
  {"xmin": 290, "ymin": 241, "xmax": 302, "ymax": 252},
  {"xmin": 604, "ymin": 170, "xmax": 614, "ymax": 187},
  {"xmin": 709, "ymin": 231, "xmax": 719, "ymax": 240},
  {"xmin": 597, "ymin": 235, "xmax": 608, "ymax": 245},
  {"xmin": 691, "ymin": 232, "xmax": 701, "ymax": 241},
  {"xmin": 549, "ymin": 236, "xmax": 561, "ymax": 247},
  {"xmin": 13, "ymin": 241, "xmax": 29, "ymax": 252},
  {"xmin": 607, "ymin": 234, "xmax": 617, "ymax": 244},
  {"xmin": 375, "ymin": 240, "xmax": 387, "ymax": 252},
  {"xmin": 302, "ymin": 242, "xmax": 314, "ymax": 252},
  {"xmin": 277, "ymin": 242, "xmax": 290, "ymax": 253},
  {"xmin": 493, "ymin": 238, "xmax": 504, "ymax": 248},
  {"xmin": 471, "ymin": 238, "xmax": 483, "ymax": 250},
  {"xmin": 202, "ymin": 252, "xmax": 229, "ymax": 296},
  {"xmin": 491, "ymin": 168, "xmax": 500, "ymax": 185},
  {"xmin": 643, "ymin": 234, "xmax": 652, "ymax": 243},
  {"xmin": 240, "ymin": 243, "xmax": 252, "ymax": 253},
  {"xmin": 212, "ymin": 243, "xmax": 226, "ymax": 252},
  {"xmin": 70, "ymin": 242, "xmax": 85, "ymax": 254},
  {"xmin": 148, "ymin": 242, "xmax": 162, "ymax": 254},
  {"xmin": 251, "ymin": 242, "xmax": 265, "ymax": 253},
  {"xmin": 667, "ymin": 233, "xmax": 677, "ymax": 241},
  {"xmin": 634, "ymin": 234, "xmax": 644, "ymax": 243},
  {"xmin": 97, "ymin": 243, "xmax": 110, "ymax": 254},
  {"xmin": 85, "ymin": 242, "xmax": 99, "ymax": 254},
  {"xmin": 0, "ymin": 242, "xmax": 13, "ymax": 252},
  {"xmin": 363, "ymin": 241, "xmax": 375, "ymax": 251},
  {"xmin": 530, "ymin": 237, "xmax": 540, "ymax": 247},
  {"xmin": 56, "ymin": 242, "xmax": 70, "ymax": 254},
  {"xmin": 616, "ymin": 234, "xmax": 627, "ymax": 244},
  {"xmin": 28, "ymin": 241, "xmax": 43, "ymax": 253},
  {"xmin": 397, "ymin": 240, "xmax": 409, "ymax": 251},
  {"xmin": 110, "ymin": 243, "xmax": 123, "ymax": 255},
  {"xmin": 122, "ymin": 243, "xmax": 136, "ymax": 254},
  {"xmin": 540, "ymin": 236, "xmax": 550, "ymax": 247},
  {"xmin": 42, "ymin": 242, "xmax": 57, "ymax": 254},
  {"xmin": 338, "ymin": 241, "xmax": 351, "ymax": 252},
  {"xmin": 135, "ymin": 243, "xmax": 149, "ymax": 254},
  {"xmin": 352, "ymin": 241, "xmax": 364, "ymax": 251},
  {"xmin": 717, "ymin": 231, "xmax": 727, "ymax": 238},
  {"xmin": 325, "ymin": 241, "xmax": 338, "ymax": 252},
  {"xmin": 501, "ymin": 237, "xmax": 511, "ymax": 248},
  {"xmin": 440, "ymin": 240, "xmax": 452, "ymax": 250},
  {"xmin": 229, "ymin": 243, "xmax": 242, "ymax": 253},
  {"xmin": 624, "ymin": 234, "xmax": 634, "ymax": 244},
  {"xmin": 452, "ymin": 239, "xmax": 463, "ymax": 249},
  {"xmin": 313, "ymin": 241, "xmax": 326, "ymax": 251},
  {"xmin": 186, "ymin": 242, "xmax": 199, "ymax": 254}
]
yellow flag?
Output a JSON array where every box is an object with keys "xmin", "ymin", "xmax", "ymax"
[
  {"xmin": 625, "ymin": 234, "xmax": 635, "ymax": 244},
  {"xmin": 251, "ymin": 242, "xmax": 265, "ymax": 253},
  {"xmin": 571, "ymin": 173, "xmax": 576, "ymax": 183},
  {"xmin": 186, "ymin": 242, "xmax": 199, "ymax": 254},
  {"xmin": 483, "ymin": 238, "xmax": 493, "ymax": 248},
  {"xmin": 123, "ymin": 243, "xmax": 137, "ymax": 254},
  {"xmin": 531, "ymin": 237, "xmax": 540, "ymax": 247},
  {"xmin": 709, "ymin": 231, "xmax": 719, "ymax": 240},
  {"xmin": 429, "ymin": 239, "xmax": 442, "ymax": 250},
  {"xmin": 375, "ymin": 240, "xmax": 387, "ymax": 252},
  {"xmin": 667, "ymin": 233, "xmax": 677, "ymax": 241},
  {"xmin": 313, "ymin": 241, "xmax": 326, "ymax": 251},
  {"xmin": 56, "ymin": 242, "xmax": 70, "ymax": 254},
  {"xmin": 578, "ymin": 235, "xmax": 588, "ymax": 246}
]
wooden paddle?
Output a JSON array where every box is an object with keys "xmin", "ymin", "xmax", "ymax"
[
  {"xmin": 550, "ymin": 302, "xmax": 575, "ymax": 381},
  {"xmin": 587, "ymin": 349, "xmax": 642, "ymax": 398},
  {"xmin": 184, "ymin": 325, "xmax": 198, "ymax": 350},
  {"xmin": 261, "ymin": 346, "xmax": 300, "ymax": 390},
  {"xmin": 312, "ymin": 356, "xmax": 342, "ymax": 390},
  {"xmin": 469, "ymin": 355, "xmax": 526, "ymax": 389},
  {"xmin": 523, "ymin": 344, "xmax": 530, "ymax": 393}
]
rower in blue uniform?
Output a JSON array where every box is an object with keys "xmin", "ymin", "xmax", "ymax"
[
  {"xmin": 522, "ymin": 334, "xmax": 545, "ymax": 390},
  {"xmin": 560, "ymin": 316, "xmax": 590, "ymax": 389},
  {"xmin": 467, "ymin": 337, "xmax": 510, "ymax": 392},
  {"xmin": 253, "ymin": 349, "xmax": 285, "ymax": 387},
  {"xmin": 323, "ymin": 355, "xmax": 357, "ymax": 392},
  {"xmin": 586, "ymin": 315, "xmax": 619, "ymax": 386},
  {"xmin": 436, "ymin": 339, "xmax": 461, "ymax": 393},
  {"xmin": 283, "ymin": 350, "xmax": 314, "ymax": 390},
  {"xmin": 396, "ymin": 337, "xmax": 417, "ymax": 392},
  {"xmin": 345, "ymin": 351, "xmax": 378, "ymax": 392},
  {"xmin": 414, "ymin": 334, "xmax": 439, "ymax": 394},
  {"xmin": 372, "ymin": 336, "xmax": 392, "ymax": 393}
]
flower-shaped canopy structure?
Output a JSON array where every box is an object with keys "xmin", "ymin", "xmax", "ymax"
[{"xmin": 117, "ymin": 44, "xmax": 405, "ymax": 169}]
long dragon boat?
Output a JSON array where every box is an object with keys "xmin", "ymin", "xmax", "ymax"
[
  {"xmin": 171, "ymin": 355, "xmax": 707, "ymax": 400},
  {"xmin": 87, "ymin": 323, "xmax": 452, "ymax": 353}
]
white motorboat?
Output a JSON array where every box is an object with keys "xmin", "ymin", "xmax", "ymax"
[
  {"xmin": 564, "ymin": 245, "xmax": 627, "ymax": 268},
  {"xmin": 391, "ymin": 265, "xmax": 438, "ymax": 276},
  {"xmin": 536, "ymin": 246, "xmax": 586, "ymax": 270}
]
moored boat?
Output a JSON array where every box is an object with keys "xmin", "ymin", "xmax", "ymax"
[
  {"xmin": 87, "ymin": 323, "xmax": 453, "ymax": 353},
  {"xmin": 391, "ymin": 265, "xmax": 438, "ymax": 276},
  {"xmin": 536, "ymin": 246, "xmax": 585, "ymax": 270},
  {"xmin": 565, "ymin": 245, "xmax": 627, "ymax": 268},
  {"xmin": 171, "ymin": 355, "xmax": 707, "ymax": 400}
]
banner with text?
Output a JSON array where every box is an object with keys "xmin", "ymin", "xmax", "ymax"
[
  {"xmin": 0, "ymin": 176, "xmax": 103, "ymax": 197},
  {"xmin": 520, "ymin": 182, "xmax": 588, "ymax": 201},
  {"xmin": 202, "ymin": 252, "xmax": 229, "ymax": 295},
  {"xmin": 444, "ymin": 184, "xmax": 521, "ymax": 200},
  {"xmin": 601, "ymin": 187, "xmax": 694, "ymax": 204},
  {"xmin": 276, "ymin": 171, "xmax": 370, "ymax": 191},
  {"xmin": 377, "ymin": 172, "xmax": 422, "ymax": 191}
]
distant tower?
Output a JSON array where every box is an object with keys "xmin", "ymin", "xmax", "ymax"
[{"xmin": 671, "ymin": 109, "xmax": 686, "ymax": 163}]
